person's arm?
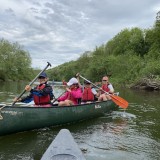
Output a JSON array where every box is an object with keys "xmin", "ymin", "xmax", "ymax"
[
  {"xmin": 97, "ymin": 86, "xmax": 103, "ymax": 96},
  {"xmin": 76, "ymin": 73, "xmax": 82, "ymax": 88},
  {"xmin": 13, "ymin": 85, "xmax": 33, "ymax": 103},
  {"xmin": 58, "ymin": 92, "xmax": 68, "ymax": 102},
  {"xmin": 108, "ymin": 84, "xmax": 114, "ymax": 93},
  {"xmin": 31, "ymin": 85, "xmax": 53, "ymax": 97},
  {"xmin": 58, "ymin": 86, "xmax": 70, "ymax": 102},
  {"xmin": 21, "ymin": 93, "xmax": 33, "ymax": 103},
  {"xmin": 91, "ymin": 88, "xmax": 97, "ymax": 95},
  {"xmin": 91, "ymin": 88, "xmax": 100, "ymax": 99}
]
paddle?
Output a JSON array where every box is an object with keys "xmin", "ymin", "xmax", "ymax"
[
  {"xmin": 12, "ymin": 62, "xmax": 52, "ymax": 107},
  {"xmin": 52, "ymin": 91, "xmax": 66, "ymax": 104},
  {"xmin": 79, "ymin": 75, "xmax": 129, "ymax": 109}
]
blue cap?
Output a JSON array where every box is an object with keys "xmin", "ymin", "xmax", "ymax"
[{"xmin": 38, "ymin": 72, "xmax": 47, "ymax": 78}]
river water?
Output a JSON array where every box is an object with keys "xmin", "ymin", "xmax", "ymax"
[{"xmin": 0, "ymin": 81, "xmax": 160, "ymax": 160}]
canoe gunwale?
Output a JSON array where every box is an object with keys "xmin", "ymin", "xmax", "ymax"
[{"xmin": 1, "ymin": 100, "xmax": 114, "ymax": 109}]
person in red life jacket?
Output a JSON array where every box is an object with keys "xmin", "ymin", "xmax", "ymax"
[
  {"xmin": 81, "ymin": 80, "xmax": 99, "ymax": 103},
  {"xmin": 13, "ymin": 72, "xmax": 54, "ymax": 107},
  {"xmin": 58, "ymin": 77, "xmax": 82, "ymax": 106},
  {"xmin": 98, "ymin": 76, "xmax": 114, "ymax": 101}
]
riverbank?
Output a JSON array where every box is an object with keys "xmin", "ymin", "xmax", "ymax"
[{"xmin": 130, "ymin": 76, "xmax": 160, "ymax": 91}]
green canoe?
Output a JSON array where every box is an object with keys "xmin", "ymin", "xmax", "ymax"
[{"xmin": 0, "ymin": 100, "xmax": 118, "ymax": 136}]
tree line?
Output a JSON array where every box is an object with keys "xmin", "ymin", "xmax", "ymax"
[
  {"xmin": 1, "ymin": 19, "xmax": 160, "ymax": 89},
  {"xmin": 48, "ymin": 20, "xmax": 160, "ymax": 87}
]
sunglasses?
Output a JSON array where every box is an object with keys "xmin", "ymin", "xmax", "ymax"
[
  {"xmin": 38, "ymin": 77, "xmax": 45, "ymax": 79},
  {"xmin": 71, "ymin": 83, "xmax": 78, "ymax": 86},
  {"xmin": 102, "ymin": 80, "xmax": 108, "ymax": 81}
]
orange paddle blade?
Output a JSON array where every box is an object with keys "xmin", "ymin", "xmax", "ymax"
[{"xmin": 110, "ymin": 95, "xmax": 129, "ymax": 109}]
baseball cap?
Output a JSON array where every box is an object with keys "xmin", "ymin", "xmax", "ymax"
[
  {"xmin": 67, "ymin": 78, "xmax": 78, "ymax": 86},
  {"xmin": 84, "ymin": 80, "xmax": 91, "ymax": 84},
  {"xmin": 38, "ymin": 72, "xmax": 47, "ymax": 78}
]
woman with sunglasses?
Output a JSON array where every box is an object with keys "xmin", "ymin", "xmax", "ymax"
[{"xmin": 98, "ymin": 76, "xmax": 114, "ymax": 101}]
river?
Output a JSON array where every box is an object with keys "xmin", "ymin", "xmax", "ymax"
[{"xmin": 0, "ymin": 81, "xmax": 160, "ymax": 160}]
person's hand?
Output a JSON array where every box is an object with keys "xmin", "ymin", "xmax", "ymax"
[
  {"xmin": 13, "ymin": 97, "xmax": 22, "ymax": 102},
  {"xmin": 25, "ymin": 85, "xmax": 31, "ymax": 92},
  {"xmin": 98, "ymin": 87, "xmax": 103, "ymax": 91},
  {"xmin": 75, "ymin": 73, "xmax": 80, "ymax": 78},
  {"xmin": 66, "ymin": 87, "xmax": 71, "ymax": 92}
]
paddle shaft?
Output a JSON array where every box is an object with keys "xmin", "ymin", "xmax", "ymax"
[
  {"xmin": 12, "ymin": 62, "xmax": 51, "ymax": 106},
  {"xmin": 79, "ymin": 75, "xmax": 106, "ymax": 93},
  {"xmin": 52, "ymin": 91, "xmax": 66, "ymax": 104}
]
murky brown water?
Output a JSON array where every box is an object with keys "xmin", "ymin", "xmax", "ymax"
[{"xmin": 0, "ymin": 82, "xmax": 160, "ymax": 160}]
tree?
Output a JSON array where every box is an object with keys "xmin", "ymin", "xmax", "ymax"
[{"xmin": 0, "ymin": 39, "xmax": 33, "ymax": 81}]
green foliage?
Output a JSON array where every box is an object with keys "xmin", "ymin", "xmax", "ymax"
[
  {"xmin": 0, "ymin": 39, "xmax": 33, "ymax": 81},
  {"xmin": 106, "ymin": 28, "xmax": 147, "ymax": 57},
  {"xmin": 46, "ymin": 20, "xmax": 160, "ymax": 87}
]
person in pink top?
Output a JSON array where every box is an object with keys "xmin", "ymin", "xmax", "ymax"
[{"xmin": 58, "ymin": 77, "xmax": 82, "ymax": 106}]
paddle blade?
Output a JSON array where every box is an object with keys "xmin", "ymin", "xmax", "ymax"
[{"xmin": 110, "ymin": 95, "xmax": 129, "ymax": 109}]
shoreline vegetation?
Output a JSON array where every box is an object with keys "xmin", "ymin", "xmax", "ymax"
[{"xmin": 1, "ymin": 15, "xmax": 160, "ymax": 91}]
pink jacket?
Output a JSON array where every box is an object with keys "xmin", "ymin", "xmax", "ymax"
[{"xmin": 58, "ymin": 88, "xmax": 82, "ymax": 105}]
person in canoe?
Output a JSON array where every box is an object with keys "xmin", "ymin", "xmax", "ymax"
[
  {"xmin": 76, "ymin": 73, "xmax": 99, "ymax": 103},
  {"xmin": 98, "ymin": 76, "xmax": 114, "ymax": 101},
  {"xmin": 58, "ymin": 77, "xmax": 82, "ymax": 106},
  {"xmin": 13, "ymin": 72, "xmax": 54, "ymax": 107},
  {"xmin": 81, "ymin": 80, "xmax": 99, "ymax": 103}
]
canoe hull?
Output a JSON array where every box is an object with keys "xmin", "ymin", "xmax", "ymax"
[
  {"xmin": 41, "ymin": 129, "xmax": 86, "ymax": 160},
  {"xmin": 0, "ymin": 100, "xmax": 117, "ymax": 136}
]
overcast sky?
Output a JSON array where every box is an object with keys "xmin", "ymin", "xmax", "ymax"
[{"xmin": 0, "ymin": 0, "xmax": 160, "ymax": 69}]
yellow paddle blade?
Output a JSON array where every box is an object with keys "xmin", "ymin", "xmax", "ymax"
[{"xmin": 110, "ymin": 95, "xmax": 129, "ymax": 109}]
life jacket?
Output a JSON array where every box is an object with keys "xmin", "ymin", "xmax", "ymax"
[
  {"xmin": 101, "ymin": 84, "xmax": 110, "ymax": 94},
  {"xmin": 34, "ymin": 84, "xmax": 51, "ymax": 105},
  {"xmin": 82, "ymin": 87, "xmax": 94, "ymax": 101}
]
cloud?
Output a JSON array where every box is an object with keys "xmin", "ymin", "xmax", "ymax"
[{"xmin": 0, "ymin": 0, "xmax": 160, "ymax": 68}]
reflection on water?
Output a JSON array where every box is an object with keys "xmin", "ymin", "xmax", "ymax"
[{"xmin": 0, "ymin": 82, "xmax": 160, "ymax": 160}]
